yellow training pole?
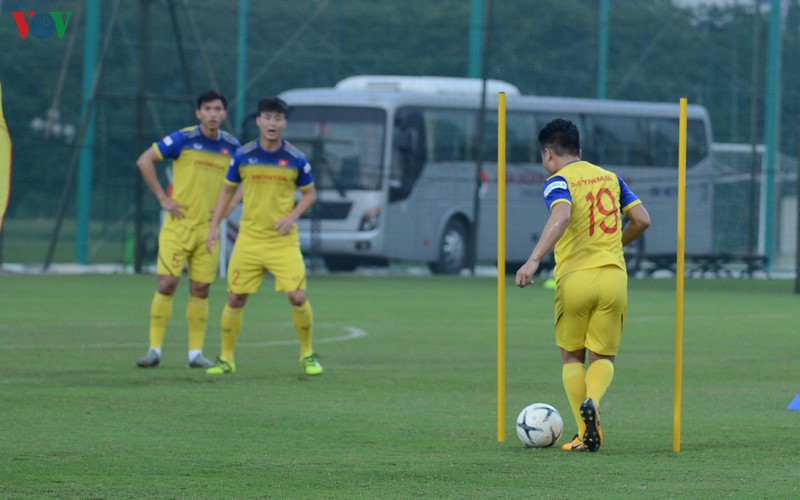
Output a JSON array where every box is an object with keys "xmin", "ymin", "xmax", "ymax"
[
  {"xmin": 674, "ymin": 98, "xmax": 688, "ymax": 452},
  {"xmin": 497, "ymin": 92, "xmax": 507, "ymax": 442},
  {"xmin": 0, "ymin": 81, "xmax": 11, "ymax": 233}
]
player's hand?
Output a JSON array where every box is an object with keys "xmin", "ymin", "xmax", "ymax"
[
  {"xmin": 206, "ymin": 227, "xmax": 219, "ymax": 254},
  {"xmin": 161, "ymin": 198, "xmax": 189, "ymax": 220},
  {"xmin": 275, "ymin": 215, "xmax": 296, "ymax": 236},
  {"xmin": 516, "ymin": 260, "xmax": 539, "ymax": 288}
]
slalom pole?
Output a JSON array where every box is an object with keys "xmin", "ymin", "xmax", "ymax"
[
  {"xmin": 674, "ymin": 98, "xmax": 688, "ymax": 452},
  {"xmin": 0, "ymin": 82, "xmax": 11, "ymax": 233},
  {"xmin": 497, "ymin": 92, "xmax": 507, "ymax": 442}
]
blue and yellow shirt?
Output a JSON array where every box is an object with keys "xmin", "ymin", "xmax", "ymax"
[
  {"xmin": 154, "ymin": 125, "xmax": 241, "ymax": 228},
  {"xmin": 543, "ymin": 160, "xmax": 641, "ymax": 278},
  {"xmin": 225, "ymin": 139, "xmax": 314, "ymax": 241}
]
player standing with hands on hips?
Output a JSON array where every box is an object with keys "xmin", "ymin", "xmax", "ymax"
[
  {"xmin": 205, "ymin": 97, "xmax": 322, "ymax": 376},
  {"xmin": 136, "ymin": 91, "xmax": 241, "ymax": 369},
  {"xmin": 516, "ymin": 119, "xmax": 650, "ymax": 452}
]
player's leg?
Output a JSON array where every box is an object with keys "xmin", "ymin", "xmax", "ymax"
[
  {"xmin": 268, "ymin": 241, "xmax": 322, "ymax": 375},
  {"xmin": 582, "ymin": 265, "xmax": 628, "ymax": 451},
  {"xmin": 137, "ymin": 274, "xmax": 180, "ymax": 367},
  {"xmin": 287, "ymin": 290, "xmax": 321, "ymax": 375},
  {"xmin": 553, "ymin": 270, "xmax": 592, "ymax": 448},
  {"xmin": 206, "ymin": 292, "xmax": 247, "ymax": 374},
  {"xmin": 185, "ymin": 231, "xmax": 218, "ymax": 368},
  {"xmin": 138, "ymin": 225, "xmax": 190, "ymax": 367},
  {"xmin": 185, "ymin": 281, "xmax": 214, "ymax": 368},
  {"xmin": 584, "ymin": 266, "xmax": 626, "ymax": 406},
  {"xmin": 560, "ymin": 348, "xmax": 588, "ymax": 450},
  {"xmin": 207, "ymin": 242, "xmax": 262, "ymax": 375}
]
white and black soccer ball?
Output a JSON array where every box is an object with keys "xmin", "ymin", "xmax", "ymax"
[{"xmin": 515, "ymin": 402, "xmax": 563, "ymax": 448}]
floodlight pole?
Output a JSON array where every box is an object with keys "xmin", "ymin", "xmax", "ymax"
[
  {"xmin": 468, "ymin": 0, "xmax": 483, "ymax": 79},
  {"xmin": 748, "ymin": 0, "xmax": 762, "ymax": 256},
  {"xmin": 795, "ymin": 24, "xmax": 800, "ymax": 294},
  {"xmin": 761, "ymin": 0, "xmax": 782, "ymax": 266},
  {"xmin": 470, "ymin": 0, "xmax": 492, "ymax": 273},
  {"xmin": 597, "ymin": 0, "xmax": 610, "ymax": 99},
  {"xmin": 134, "ymin": 0, "xmax": 152, "ymax": 273},
  {"xmin": 74, "ymin": 0, "xmax": 100, "ymax": 265}
]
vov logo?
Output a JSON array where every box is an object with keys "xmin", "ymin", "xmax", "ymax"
[{"xmin": 12, "ymin": 11, "xmax": 73, "ymax": 40}]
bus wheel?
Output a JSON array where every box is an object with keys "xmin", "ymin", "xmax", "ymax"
[
  {"xmin": 429, "ymin": 218, "xmax": 470, "ymax": 275},
  {"xmin": 323, "ymin": 255, "xmax": 360, "ymax": 272}
]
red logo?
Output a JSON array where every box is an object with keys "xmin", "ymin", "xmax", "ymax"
[
  {"xmin": 221, "ymin": 148, "xmax": 230, "ymax": 155},
  {"xmin": 278, "ymin": 159, "xmax": 288, "ymax": 167}
]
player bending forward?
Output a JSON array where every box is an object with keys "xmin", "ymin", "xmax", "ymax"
[{"xmin": 516, "ymin": 118, "xmax": 651, "ymax": 452}]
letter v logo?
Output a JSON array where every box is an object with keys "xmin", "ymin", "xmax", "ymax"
[
  {"xmin": 11, "ymin": 12, "xmax": 35, "ymax": 40},
  {"xmin": 51, "ymin": 12, "xmax": 73, "ymax": 39}
]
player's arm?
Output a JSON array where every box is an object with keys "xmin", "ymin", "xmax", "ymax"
[
  {"xmin": 222, "ymin": 185, "xmax": 244, "ymax": 219},
  {"xmin": 617, "ymin": 176, "xmax": 651, "ymax": 246},
  {"xmin": 275, "ymin": 185, "xmax": 317, "ymax": 236},
  {"xmin": 516, "ymin": 201, "xmax": 570, "ymax": 288},
  {"xmin": 621, "ymin": 204, "xmax": 651, "ymax": 246},
  {"xmin": 136, "ymin": 146, "xmax": 188, "ymax": 219},
  {"xmin": 206, "ymin": 183, "xmax": 237, "ymax": 253}
]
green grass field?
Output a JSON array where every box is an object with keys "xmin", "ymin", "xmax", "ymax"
[{"xmin": 1, "ymin": 273, "xmax": 798, "ymax": 498}]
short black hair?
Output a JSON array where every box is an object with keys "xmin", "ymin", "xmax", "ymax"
[
  {"xmin": 196, "ymin": 90, "xmax": 228, "ymax": 110},
  {"xmin": 258, "ymin": 97, "xmax": 289, "ymax": 115},
  {"xmin": 538, "ymin": 118, "xmax": 580, "ymax": 156}
]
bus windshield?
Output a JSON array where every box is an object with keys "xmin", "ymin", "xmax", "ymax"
[{"xmin": 286, "ymin": 106, "xmax": 386, "ymax": 192}]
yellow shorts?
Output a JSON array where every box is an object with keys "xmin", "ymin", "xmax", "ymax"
[
  {"xmin": 553, "ymin": 266, "xmax": 627, "ymax": 356},
  {"xmin": 227, "ymin": 233, "xmax": 306, "ymax": 295},
  {"xmin": 156, "ymin": 222, "xmax": 218, "ymax": 283}
]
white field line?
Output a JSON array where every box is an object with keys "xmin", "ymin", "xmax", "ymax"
[{"xmin": 0, "ymin": 323, "xmax": 367, "ymax": 350}]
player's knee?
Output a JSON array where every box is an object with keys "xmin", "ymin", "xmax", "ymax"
[
  {"xmin": 157, "ymin": 276, "xmax": 179, "ymax": 295},
  {"xmin": 189, "ymin": 281, "xmax": 210, "ymax": 298},
  {"xmin": 227, "ymin": 293, "xmax": 248, "ymax": 308},
  {"xmin": 287, "ymin": 291, "xmax": 306, "ymax": 307}
]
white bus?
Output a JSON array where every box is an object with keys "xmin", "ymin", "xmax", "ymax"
[{"xmin": 240, "ymin": 76, "xmax": 714, "ymax": 273}]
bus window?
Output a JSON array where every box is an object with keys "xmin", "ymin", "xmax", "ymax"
[
  {"xmin": 649, "ymin": 118, "xmax": 709, "ymax": 167},
  {"xmin": 391, "ymin": 107, "xmax": 426, "ymax": 202},
  {"xmin": 649, "ymin": 118, "xmax": 679, "ymax": 167},
  {"xmin": 424, "ymin": 109, "xmax": 476, "ymax": 162},
  {"xmin": 586, "ymin": 115, "xmax": 649, "ymax": 166},
  {"xmin": 286, "ymin": 106, "xmax": 386, "ymax": 191},
  {"xmin": 687, "ymin": 119, "xmax": 709, "ymax": 166},
  {"xmin": 479, "ymin": 116, "xmax": 498, "ymax": 162},
  {"xmin": 506, "ymin": 112, "xmax": 538, "ymax": 163}
]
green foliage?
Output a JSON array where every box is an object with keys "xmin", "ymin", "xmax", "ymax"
[
  {"xmin": 1, "ymin": 274, "xmax": 798, "ymax": 498},
  {"xmin": 2, "ymin": 0, "xmax": 798, "ymax": 264}
]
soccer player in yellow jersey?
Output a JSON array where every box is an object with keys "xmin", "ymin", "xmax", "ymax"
[
  {"xmin": 204, "ymin": 97, "xmax": 322, "ymax": 376},
  {"xmin": 516, "ymin": 119, "xmax": 651, "ymax": 452},
  {"xmin": 135, "ymin": 91, "xmax": 241, "ymax": 369}
]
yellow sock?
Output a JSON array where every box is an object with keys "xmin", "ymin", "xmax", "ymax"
[
  {"xmin": 149, "ymin": 292, "xmax": 173, "ymax": 349},
  {"xmin": 562, "ymin": 362, "xmax": 587, "ymax": 438},
  {"xmin": 292, "ymin": 301, "xmax": 314, "ymax": 357},
  {"xmin": 585, "ymin": 359, "xmax": 615, "ymax": 408},
  {"xmin": 220, "ymin": 304, "xmax": 243, "ymax": 363},
  {"xmin": 186, "ymin": 296, "xmax": 208, "ymax": 352}
]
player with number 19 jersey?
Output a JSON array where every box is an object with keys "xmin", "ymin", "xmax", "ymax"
[{"xmin": 542, "ymin": 160, "xmax": 642, "ymax": 280}]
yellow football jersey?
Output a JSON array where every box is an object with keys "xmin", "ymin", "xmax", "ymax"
[{"xmin": 542, "ymin": 160, "xmax": 642, "ymax": 278}]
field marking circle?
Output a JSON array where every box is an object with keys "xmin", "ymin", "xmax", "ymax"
[{"xmin": 0, "ymin": 323, "xmax": 367, "ymax": 350}]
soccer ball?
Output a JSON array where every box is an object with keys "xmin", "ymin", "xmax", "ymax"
[{"xmin": 516, "ymin": 403, "xmax": 563, "ymax": 448}]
